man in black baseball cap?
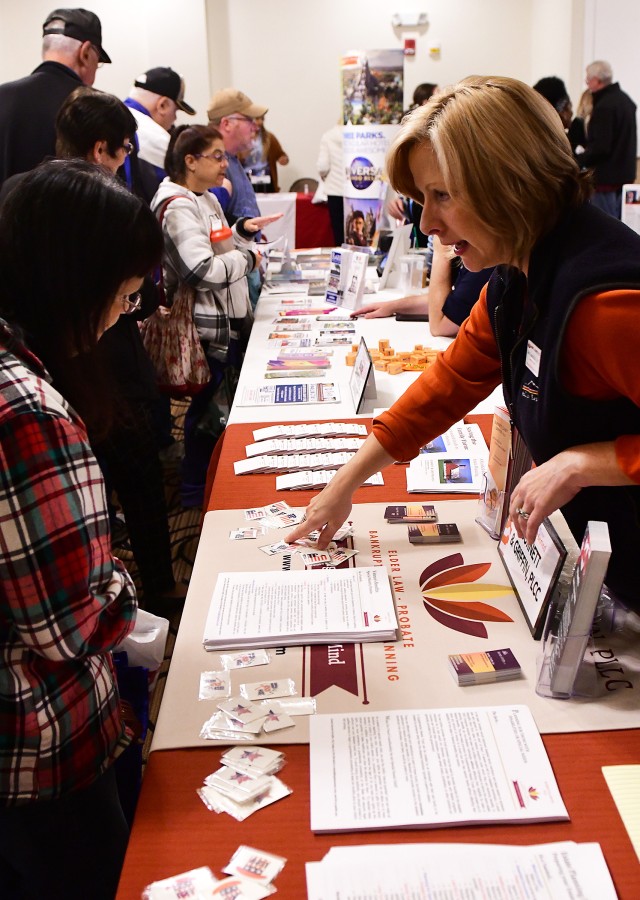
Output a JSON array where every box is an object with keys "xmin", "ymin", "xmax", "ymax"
[
  {"xmin": 124, "ymin": 67, "xmax": 196, "ymax": 193},
  {"xmin": 0, "ymin": 7, "xmax": 111, "ymax": 184},
  {"xmin": 43, "ymin": 8, "xmax": 111, "ymax": 63}
]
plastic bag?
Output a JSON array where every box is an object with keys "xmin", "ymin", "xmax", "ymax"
[{"xmin": 115, "ymin": 608, "xmax": 169, "ymax": 671}]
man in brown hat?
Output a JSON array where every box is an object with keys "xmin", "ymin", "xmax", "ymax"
[
  {"xmin": 208, "ymin": 87, "xmax": 268, "ymax": 222},
  {"xmin": 0, "ymin": 8, "xmax": 110, "ymax": 184}
]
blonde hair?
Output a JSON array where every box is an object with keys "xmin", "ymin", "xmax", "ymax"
[{"xmin": 387, "ymin": 75, "xmax": 591, "ymax": 266}]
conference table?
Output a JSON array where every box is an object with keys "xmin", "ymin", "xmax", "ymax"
[
  {"xmin": 116, "ymin": 285, "xmax": 640, "ymax": 898},
  {"xmin": 117, "ymin": 416, "xmax": 640, "ymax": 898}
]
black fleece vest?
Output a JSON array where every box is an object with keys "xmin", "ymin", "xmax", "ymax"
[{"xmin": 486, "ymin": 203, "xmax": 640, "ymax": 608}]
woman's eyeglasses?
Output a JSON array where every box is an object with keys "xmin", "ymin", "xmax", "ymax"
[
  {"xmin": 120, "ymin": 291, "xmax": 142, "ymax": 314},
  {"xmin": 194, "ymin": 150, "xmax": 229, "ymax": 162}
]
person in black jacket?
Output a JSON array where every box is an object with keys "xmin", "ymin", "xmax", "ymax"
[
  {"xmin": 577, "ymin": 60, "xmax": 637, "ymax": 219},
  {"xmin": 0, "ymin": 86, "xmax": 186, "ymax": 615},
  {"xmin": 0, "ymin": 8, "xmax": 110, "ymax": 185}
]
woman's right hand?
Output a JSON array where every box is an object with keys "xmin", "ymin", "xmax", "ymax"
[
  {"xmin": 287, "ymin": 433, "xmax": 395, "ymax": 548},
  {"xmin": 287, "ymin": 477, "xmax": 355, "ymax": 549}
]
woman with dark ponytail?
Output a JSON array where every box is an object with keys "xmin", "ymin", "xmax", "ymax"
[{"xmin": 151, "ymin": 124, "xmax": 280, "ymax": 505}]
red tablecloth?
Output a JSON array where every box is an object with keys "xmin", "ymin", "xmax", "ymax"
[{"xmin": 295, "ymin": 192, "xmax": 334, "ymax": 248}]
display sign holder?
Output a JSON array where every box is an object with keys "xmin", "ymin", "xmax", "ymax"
[
  {"xmin": 498, "ymin": 515, "xmax": 566, "ymax": 639},
  {"xmin": 349, "ymin": 337, "xmax": 377, "ymax": 414}
]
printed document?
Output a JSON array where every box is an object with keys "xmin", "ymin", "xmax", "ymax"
[{"xmin": 309, "ymin": 705, "xmax": 568, "ymax": 831}]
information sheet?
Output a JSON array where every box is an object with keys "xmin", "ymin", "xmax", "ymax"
[
  {"xmin": 306, "ymin": 841, "xmax": 617, "ymax": 899},
  {"xmin": 309, "ymin": 704, "xmax": 568, "ymax": 831},
  {"xmin": 203, "ymin": 567, "xmax": 398, "ymax": 650}
]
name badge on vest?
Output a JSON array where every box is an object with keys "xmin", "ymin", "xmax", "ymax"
[
  {"xmin": 525, "ymin": 340, "xmax": 541, "ymax": 377},
  {"xmin": 521, "ymin": 340, "xmax": 541, "ymax": 402}
]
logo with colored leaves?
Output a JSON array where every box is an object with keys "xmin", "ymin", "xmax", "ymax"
[
  {"xmin": 419, "ymin": 552, "xmax": 514, "ymax": 638},
  {"xmin": 528, "ymin": 786, "xmax": 539, "ymax": 800}
]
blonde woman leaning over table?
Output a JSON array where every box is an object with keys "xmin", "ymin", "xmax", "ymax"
[
  {"xmin": 289, "ymin": 75, "xmax": 640, "ymax": 617},
  {"xmin": 352, "ymin": 236, "xmax": 493, "ymax": 336}
]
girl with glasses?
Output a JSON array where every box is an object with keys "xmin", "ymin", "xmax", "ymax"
[{"xmin": 151, "ymin": 124, "xmax": 279, "ymax": 505}]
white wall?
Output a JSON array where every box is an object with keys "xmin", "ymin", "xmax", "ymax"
[
  {"xmin": 1, "ymin": 1, "xmax": 636, "ymax": 189},
  {"xmin": 206, "ymin": 0, "xmax": 543, "ymax": 188},
  {"xmin": 0, "ymin": 0, "xmax": 211, "ymax": 128}
]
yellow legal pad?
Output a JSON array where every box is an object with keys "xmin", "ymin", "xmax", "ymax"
[{"xmin": 602, "ymin": 765, "xmax": 640, "ymax": 864}]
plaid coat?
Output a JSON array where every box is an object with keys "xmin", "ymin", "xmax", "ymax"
[{"xmin": 0, "ymin": 325, "xmax": 136, "ymax": 804}]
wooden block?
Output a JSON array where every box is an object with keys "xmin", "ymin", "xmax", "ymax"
[
  {"xmin": 351, "ymin": 344, "xmax": 359, "ymax": 352},
  {"xmin": 378, "ymin": 339, "xmax": 390, "ymax": 351},
  {"xmin": 345, "ymin": 352, "xmax": 357, "ymax": 366},
  {"xmin": 374, "ymin": 360, "xmax": 389, "ymax": 371},
  {"xmin": 414, "ymin": 344, "xmax": 424, "ymax": 351},
  {"xmin": 387, "ymin": 361, "xmax": 405, "ymax": 375}
]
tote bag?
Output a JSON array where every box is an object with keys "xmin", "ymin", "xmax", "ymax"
[{"xmin": 140, "ymin": 283, "xmax": 210, "ymax": 398}]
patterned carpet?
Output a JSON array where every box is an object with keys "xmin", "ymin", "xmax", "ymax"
[{"xmin": 112, "ymin": 398, "xmax": 201, "ymax": 760}]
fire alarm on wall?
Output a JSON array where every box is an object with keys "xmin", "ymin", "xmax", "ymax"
[{"xmin": 404, "ymin": 38, "xmax": 416, "ymax": 56}]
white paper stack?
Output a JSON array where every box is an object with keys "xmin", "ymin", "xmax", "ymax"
[
  {"xmin": 202, "ymin": 567, "xmax": 398, "ymax": 651},
  {"xmin": 253, "ymin": 422, "xmax": 368, "ymax": 441},
  {"xmin": 245, "ymin": 437, "xmax": 366, "ymax": 457},
  {"xmin": 306, "ymin": 842, "xmax": 617, "ymax": 899},
  {"xmin": 235, "ymin": 452, "xmax": 358, "ymax": 476},
  {"xmin": 275, "ymin": 470, "xmax": 383, "ymax": 491}
]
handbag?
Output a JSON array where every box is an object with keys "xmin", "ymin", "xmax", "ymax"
[{"xmin": 140, "ymin": 283, "xmax": 210, "ymax": 398}]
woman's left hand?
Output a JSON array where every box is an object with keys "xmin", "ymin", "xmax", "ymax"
[
  {"xmin": 244, "ymin": 212, "xmax": 284, "ymax": 233},
  {"xmin": 509, "ymin": 441, "xmax": 631, "ymax": 544}
]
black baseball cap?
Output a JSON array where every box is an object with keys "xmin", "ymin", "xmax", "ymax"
[
  {"xmin": 134, "ymin": 67, "xmax": 196, "ymax": 115},
  {"xmin": 43, "ymin": 8, "xmax": 111, "ymax": 63}
]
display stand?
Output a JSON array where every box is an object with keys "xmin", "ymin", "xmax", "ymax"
[
  {"xmin": 536, "ymin": 600, "xmax": 599, "ymax": 700},
  {"xmin": 349, "ymin": 337, "xmax": 377, "ymax": 413}
]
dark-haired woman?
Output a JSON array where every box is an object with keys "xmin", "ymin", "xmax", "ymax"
[
  {"xmin": 151, "ymin": 124, "xmax": 280, "ymax": 505},
  {"xmin": 0, "ymin": 159, "xmax": 163, "ymax": 899}
]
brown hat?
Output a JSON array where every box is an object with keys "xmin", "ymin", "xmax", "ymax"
[
  {"xmin": 207, "ymin": 88, "xmax": 267, "ymax": 122},
  {"xmin": 43, "ymin": 8, "xmax": 111, "ymax": 63},
  {"xmin": 134, "ymin": 67, "xmax": 195, "ymax": 115}
]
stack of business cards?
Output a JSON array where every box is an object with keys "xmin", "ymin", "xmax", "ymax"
[
  {"xmin": 385, "ymin": 504, "xmax": 437, "ymax": 523},
  {"xmin": 448, "ymin": 648, "xmax": 522, "ymax": 686},
  {"xmin": 408, "ymin": 523, "xmax": 462, "ymax": 544}
]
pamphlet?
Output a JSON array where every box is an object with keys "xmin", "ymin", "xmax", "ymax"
[
  {"xmin": 309, "ymin": 705, "xmax": 568, "ymax": 832},
  {"xmin": 406, "ymin": 423, "xmax": 489, "ymax": 493},
  {"xmin": 252, "ymin": 422, "xmax": 367, "ymax": 441},
  {"xmin": 237, "ymin": 383, "xmax": 340, "ymax": 407},
  {"xmin": 202, "ymin": 567, "xmax": 399, "ymax": 650}
]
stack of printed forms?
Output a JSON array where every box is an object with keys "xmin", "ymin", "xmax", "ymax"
[
  {"xmin": 234, "ymin": 438, "xmax": 366, "ymax": 476},
  {"xmin": 252, "ymin": 422, "xmax": 368, "ymax": 441},
  {"xmin": 275, "ymin": 469, "xmax": 383, "ymax": 491},
  {"xmin": 235, "ymin": 422, "xmax": 380, "ymax": 488}
]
